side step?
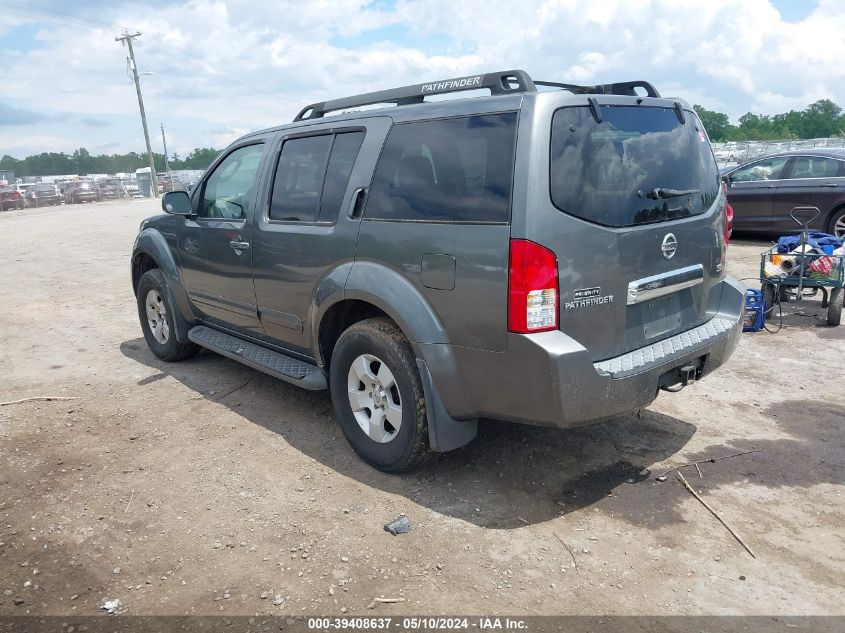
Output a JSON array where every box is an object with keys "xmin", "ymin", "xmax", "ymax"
[{"xmin": 188, "ymin": 325, "xmax": 327, "ymax": 390}]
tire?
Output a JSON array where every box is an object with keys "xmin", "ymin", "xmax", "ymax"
[
  {"xmin": 827, "ymin": 287, "xmax": 843, "ymax": 326},
  {"xmin": 762, "ymin": 283, "xmax": 776, "ymax": 315},
  {"xmin": 828, "ymin": 207, "xmax": 845, "ymax": 239},
  {"xmin": 136, "ymin": 269, "xmax": 199, "ymax": 361},
  {"xmin": 329, "ymin": 317, "xmax": 433, "ymax": 472}
]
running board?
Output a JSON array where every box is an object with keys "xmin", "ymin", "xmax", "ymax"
[{"xmin": 188, "ymin": 325, "xmax": 326, "ymax": 390}]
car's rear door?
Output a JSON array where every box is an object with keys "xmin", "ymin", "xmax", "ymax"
[
  {"xmin": 724, "ymin": 155, "xmax": 791, "ymax": 232},
  {"xmin": 771, "ymin": 155, "xmax": 845, "ymax": 233},
  {"xmin": 250, "ymin": 117, "xmax": 391, "ymax": 356}
]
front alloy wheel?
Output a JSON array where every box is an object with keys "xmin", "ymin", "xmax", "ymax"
[
  {"xmin": 145, "ymin": 289, "xmax": 170, "ymax": 344},
  {"xmin": 136, "ymin": 268, "xmax": 198, "ymax": 362}
]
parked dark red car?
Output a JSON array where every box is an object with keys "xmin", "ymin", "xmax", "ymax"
[{"xmin": 0, "ymin": 186, "xmax": 25, "ymax": 210}]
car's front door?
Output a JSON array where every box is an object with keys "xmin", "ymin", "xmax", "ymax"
[
  {"xmin": 251, "ymin": 117, "xmax": 391, "ymax": 356},
  {"xmin": 771, "ymin": 155, "xmax": 845, "ymax": 233},
  {"xmin": 179, "ymin": 140, "xmax": 270, "ymax": 336},
  {"xmin": 725, "ymin": 155, "xmax": 791, "ymax": 231}
]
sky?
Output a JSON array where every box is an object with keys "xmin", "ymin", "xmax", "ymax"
[{"xmin": 0, "ymin": 0, "xmax": 843, "ymax": 159}]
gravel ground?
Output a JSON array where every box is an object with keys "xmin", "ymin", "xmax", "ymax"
[{"xmin": 0, "ymin": 199, "xmax": 842, "ymax": 616}]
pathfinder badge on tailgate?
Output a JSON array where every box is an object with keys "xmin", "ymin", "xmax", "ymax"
[{"xmin": 565, "ymin": 287, "xmax": 614, "ymax": 310}]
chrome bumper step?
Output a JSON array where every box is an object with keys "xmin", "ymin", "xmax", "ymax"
[{"xmin": 594, "ymin": 317, "xmax": 735, "ymax": 378}]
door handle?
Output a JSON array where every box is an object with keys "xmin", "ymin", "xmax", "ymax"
[
  {"xmin": 229, "ymin": 240, "xmax": 250, "ymax": 251},
  {"xmin": 348, "ymin": 187, "xmax": 368, "ymax": 219},
  {"xmin": 821, "ymin": 184, "xmax": 839, "ymax": 188}
]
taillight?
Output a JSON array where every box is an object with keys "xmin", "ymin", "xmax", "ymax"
[
  {"xmin": 725, "ymin": 202, "xmax": 734, "ymax": 243},
  {"xmin": 508, "ymin": 239, "xmax": 559, "ymax": 333}
]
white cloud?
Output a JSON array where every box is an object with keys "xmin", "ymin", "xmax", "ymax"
[{"xmin": 0, "ymin": 0, "xmax": 843, "ymax": 158}]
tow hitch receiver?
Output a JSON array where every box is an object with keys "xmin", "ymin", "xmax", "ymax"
[
  {"xmin": 679, "ymin": 364, "xmax": 698, "ymax": 386},
  {"xmin": 659, "ymin": 358, "xmax": 705, "ymax": 392}
]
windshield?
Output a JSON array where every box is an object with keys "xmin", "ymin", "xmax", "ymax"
[{"xmin": 550, "ymin": 105, "xmax": 719, "ymax": 227}]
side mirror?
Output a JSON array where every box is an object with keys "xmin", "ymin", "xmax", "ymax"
[{"xmin": 162, "ymin": 190, "xmax": 192, "ymax": 215}]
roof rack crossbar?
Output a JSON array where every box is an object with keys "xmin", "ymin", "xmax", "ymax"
[
  {"xmin": 535, "ymin": 79, "xmax": 661, "ymax": 98},
  {"xmin": 294, "ymin": 70, "xmax": 536, "ymax": 121}
]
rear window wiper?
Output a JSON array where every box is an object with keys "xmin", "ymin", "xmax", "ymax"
[{"xmin": 639, "ymin": 187, "xmax": 700, "ymax": 200}]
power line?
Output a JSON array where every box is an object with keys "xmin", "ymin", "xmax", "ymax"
[
  {"xmin": 116, "ymin": 31, "xmax": 158, "ymax": 197},
  {"xmin": 161, "ymin": 123, "xmax": 170, "ymax": 176}
]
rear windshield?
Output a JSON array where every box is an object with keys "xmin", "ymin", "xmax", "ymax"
[{"xmin": 550, "ymin": 105, "xmax": 719, "ymax": 227}]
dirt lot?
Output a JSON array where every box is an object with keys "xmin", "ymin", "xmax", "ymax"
[{"xmin": 0, "ymin": 199, "xmax": 842, "ymax": 617}]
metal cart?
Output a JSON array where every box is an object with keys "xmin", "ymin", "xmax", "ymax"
[{"xmin": 760, "ymin": 207, "xmax": 844, "ymax": 327}]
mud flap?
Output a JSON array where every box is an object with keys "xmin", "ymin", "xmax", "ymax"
[
  {"xmin": 162, "ymin": 280, "xmax": 193, "ymax": 343},
  {"xmin": 416, "ymin": 359, "xmax": 478, "ymax": 452}
]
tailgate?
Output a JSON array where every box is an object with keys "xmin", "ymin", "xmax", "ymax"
[{"xmin": 533, "ymin": 100, "xmax": 726, "ymax": 361}]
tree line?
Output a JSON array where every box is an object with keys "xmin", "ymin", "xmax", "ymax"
[
  {"xmin": 0, "ymin": 147, "xmax": 221, "ymax": 178},
  {"xmin": 2, "ymin": 99, "xmax": 844, "ymax": 177},
  {"xmin": 694, "ymin": 99, "xmax": 845, "ymax": 142}
]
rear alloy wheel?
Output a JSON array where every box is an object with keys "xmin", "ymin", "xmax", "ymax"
[
  {"xmin": 329, "ymin": 317, "xmax": 433, "ymax": 472},
  {"xmin": 347, "ymin": 353, "xmax": 403, "ymax": 443},
  {"xmin": 829, "ymin": 208, "xmax": 845, "ymax": 239}
]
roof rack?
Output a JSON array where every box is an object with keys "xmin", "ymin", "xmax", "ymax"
[
  {"xmin": 534, "ymin": 80, "xmax": 660, "ymax": 99},
  {"xmin": 293, "ymin": 70, "xmax": 535, "ymax": 121},
  {"xmin": 293, "ymin": 70, "xmax": 660, "ymax": 122}
]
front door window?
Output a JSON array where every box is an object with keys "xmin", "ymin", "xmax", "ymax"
[
  {"xmin": 200, "ymin": 144, "xmax": 264, "ymax": 219},
  {"xmin": 730, "ymin": 156, "xmax": 790, "ymax": 182}
]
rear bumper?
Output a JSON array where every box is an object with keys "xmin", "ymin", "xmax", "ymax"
[{"xmin": 422, "ymin": 276, "xmax": 745, "ymax": 428}]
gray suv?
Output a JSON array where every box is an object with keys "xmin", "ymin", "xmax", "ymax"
[{"xmin": 131, "ymin": 70, "xmax": 744, "ymax": 472}]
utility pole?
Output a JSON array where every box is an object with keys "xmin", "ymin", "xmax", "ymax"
[
  {"xmin": 115, "ymin": 31, "xmax": 158, "ymax": 197},
  {"xmin": 160, "ymin": 123, "xmax": 171, "ymax": 177}
]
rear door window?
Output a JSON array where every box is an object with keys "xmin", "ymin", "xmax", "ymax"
[
  {"xmin": 319, "ymin": 132, "xmax": 365, "ymax": 222},
  {"xmin": 785, "ymin": 156, "xmax": 845, "ymax": 179},
  {"xmin": 269, "ymin": 131, "xmax": 365, "ymax": 223},
  {"xmin": 365, "ymin": 112, "xmax": 517, "ymax": 223},
  {"xmin": 550, "ymin": 105, "xmax": 720, "ymax": 227},
  {"xmin": 270, "ymin": 135, "xmax": 332, "ymax": 222}
]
